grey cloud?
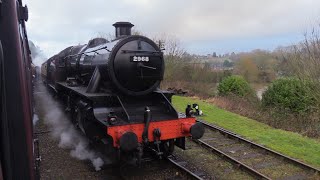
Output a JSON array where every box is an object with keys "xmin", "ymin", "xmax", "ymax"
[{"xmin": 24, "ymin": 0, "xmax": 320, "ymax": 56}]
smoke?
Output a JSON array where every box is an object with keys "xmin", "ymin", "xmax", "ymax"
[
  {"xmin": 29, "ymin": 40, "xmax": 47, "ymax": 66},
  {"xmin": 37, "ymin": 84, "xmax": 104, "ymax": 171},
  {"xmin": 32, "ymin": 55, "xmax": 47, "ymax": 67}
]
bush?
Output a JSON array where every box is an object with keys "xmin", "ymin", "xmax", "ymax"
[
  {"xmin": 218, "ymin": 75, "xmax": 254, "ymax": 97},
  {"xmin": 262, "ymin": 78, "xmax": 315, "ymax": 114}
]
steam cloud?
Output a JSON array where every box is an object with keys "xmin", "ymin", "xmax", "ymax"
[
  {"xmin": 32, "ymin": 40, "xmax": 104, "ymax": 171},
  {"xmin": 41, "ymin": 89, "xmax": 104, "ymax": 171},
  {"xmin": 29, "ymin": 40, "xmax": 47, "ymax": 66},
  {"xmin": 36, "ymin": 82, "xmax": 104, "ymax": 171}
]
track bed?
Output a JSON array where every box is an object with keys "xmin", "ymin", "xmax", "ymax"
[{"xmin": 194, "ymin": 120, "xmax": 320, "ymax": 179}]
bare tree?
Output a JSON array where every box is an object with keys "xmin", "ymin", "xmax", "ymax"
[
  {"xmin": 281, "ymin": 24, "xmax": 320, "ymax": 104},
  {"xmin": 94, "ymin": 32, "xmax": 114, "ymax": 42},
  {"xmin": 131, "ymin": 29, "xmax": 144, "ymax": 36},
  {"xmin": 286, "ymin": 29, "xmax": 320, "ymax": 79},
  {"xmin": 152, "ymin": 33, "xmax": 185, "ymax": 58}
]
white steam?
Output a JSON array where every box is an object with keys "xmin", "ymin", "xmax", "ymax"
[
  {"xmin": 33, "ymin": 113, "xmax": 39, "ymax": 126},
  {"xmin": 37, "ymin": 84, "xmax": 104, "ymax": 171},
  {"xmin": 29, "ymin": 40, "xmax": 47, "ymax": 66},
  {"xmin": 32, "ymin": 55, "xmax": 47, "ymax": 67}
]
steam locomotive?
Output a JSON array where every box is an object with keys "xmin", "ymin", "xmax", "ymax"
[{"xmin": 41, "ymin": 22, "xmax": 204, "ymax": 164}]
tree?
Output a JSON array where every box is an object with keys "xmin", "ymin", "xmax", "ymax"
[
  {"xmin": 234, "ymin": 55, "xmax": 259, "ymax": 82},
  {"xmin": 131, "ymin": 29, "xmax": 144, "ymax": 35},
  {"xmin": 223, "ymin": 60, "xmax": 233, "ymax": 67},
  {"xmin": 218, "ymin": 75, "xmax": 255, "ymax": 97},
  {"xmin": 278, "ymin": 24, "xmax": 320, "ymax": 105},
  {"xmin": 212, "ymin": 52, "xmax": 217, "ymax": 57},
  {"xmin": 262, "ymin": 78, "xmax": 315, "ymax": 114},
  {"xmin": 153, "ymin": 34, "xmax": 185, "ymax": 59}
]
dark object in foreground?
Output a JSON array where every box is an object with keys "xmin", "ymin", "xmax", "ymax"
[
  {"xmin": 0, "ymin": 0, "xmax": 37, "ymax": 179},
  {"xmin": 41, "ymin": 22, "xmax": 204, "ymax": 165}
]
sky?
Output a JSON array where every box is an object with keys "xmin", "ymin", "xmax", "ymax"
[{"xmin": 24, "ymin": 0, "xmax": 320, "ymax": 57}]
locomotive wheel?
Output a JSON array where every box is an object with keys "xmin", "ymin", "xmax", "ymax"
[
  {"xmin": 75, "ymin": 106, "xmax": 99, "ymax": 140},
  {"xmin": 161, "ymin": 139, "xmax": 175, "ymax": 157}
]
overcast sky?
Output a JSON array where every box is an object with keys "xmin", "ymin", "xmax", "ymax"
[{"xmin": 24, "ymin": 0, "xmax": 320, "ymax": 57}]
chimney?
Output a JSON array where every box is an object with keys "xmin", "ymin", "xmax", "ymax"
[{"xmin": 113, "ymin": 22, "xmax": 134, "ymax": 38}]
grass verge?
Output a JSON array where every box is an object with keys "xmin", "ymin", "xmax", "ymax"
[{"xmin": 172, "ymin": 96, "xmax": 320, "ymax": 168}]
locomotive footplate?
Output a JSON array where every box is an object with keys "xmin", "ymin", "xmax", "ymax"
[{"xmin": 56, "ymin": 82, "xmax": 111, "ymax": 99}]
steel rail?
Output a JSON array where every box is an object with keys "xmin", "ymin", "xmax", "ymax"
[
  {"xmin": 197, "ymin": 120, "xmax": 320, "ymax": 175},
  {"xmin": 166, "ymin": 156, "xmax": 203, "ymax": 180},
  {"xmin": 193, "ymin": 138, "xmax": 271, "ymax": 180}
]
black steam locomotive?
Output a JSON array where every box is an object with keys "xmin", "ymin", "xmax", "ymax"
[{"xmin": 41, "ymin": 22, "xmax": 204, "ymax": 164}]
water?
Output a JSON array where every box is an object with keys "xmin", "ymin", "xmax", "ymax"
[{"xmin": 256, "ymin": 86, "xmax": 267, "ymax": 100}]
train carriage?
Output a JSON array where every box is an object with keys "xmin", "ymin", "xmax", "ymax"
[{"xmin": 0, "ymin": 0, "xmax": 37, "ymax": 179}]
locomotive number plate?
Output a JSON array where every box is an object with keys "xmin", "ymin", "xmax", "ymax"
[{"xmin": 131, "ymin": 56, "xmax": 150, "ymax": 62}]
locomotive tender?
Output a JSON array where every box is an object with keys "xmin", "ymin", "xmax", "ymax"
[{"xmin": 41, "ymin": 22, "xmax": 204, "ymax": 164}]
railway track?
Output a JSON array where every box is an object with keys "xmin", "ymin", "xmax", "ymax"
[
  {"xmin": 118, "ymin": 157, "xmax": 210, "ymax": 180},
  {"xmin": 167, "ymin": 155, "xmax": 209, "ymax": 179},
  {"xmin": 194, "ymin": 119, "xmax": 320, "ymax": 180}
]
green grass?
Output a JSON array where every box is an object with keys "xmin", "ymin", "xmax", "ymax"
[{"xmin": 173, "ymin": 96, "xmax": 320, "ymax": 169}]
